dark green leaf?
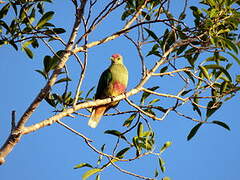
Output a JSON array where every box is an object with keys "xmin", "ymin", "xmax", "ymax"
[
  {"xmin": 0, "ymin": 3, "xmax": 10, "ymax": 19},
  {"xmin": 22, "ymin": 46, "xmax": 33, "ymax": 59},
  {"xmin": 55, "ymin": 78, "xmax": 71, "ymax": 85},
  {"xmin": 121, "ymin": 9, "xmax": 135, "ymax": 20},
  {"xmin": 158, "ymin": 157, "xmax": 165, "ymax": 173},
  {"xmin": 116, "ymin": 147, "xmax": 130, "ymax": 158},
  {"xmin": 82, "ymin": 168, "xmax": 102, "ymax": 180},
  {"xmin": 140, "ymin": 86, "xmax": 159, "ymax": 104},
  {"xmin": 227, "ymin": 52, "xmax": 240, "ymax": 65},
  {"xmin": 154, "ymin": 169, "xmax": 159, "ymax": 177},
  {"xmin": 35, "ymin": 69, "xmax": 48, "ymax": 79},
  {"xmin": 104, "ymin": 130, "xmax": 127, "ymax": 141},
  {"xmin": 86, "ymin": 86, "xmax": 95, "ymax": 99},
  {"xmin": 144, "ymin": 28, "xmax": 160, "ymax": 43},
  {"xmin": 212, "ymin": 121, "xmax": 230, "ymax": 131},
  {"xmin": 204, "ymin": 64, "xmax": 232, "ymax": 82},
  {"xmin": 187, "ymin": 123, "xmax": 202, "ymax": 141},
  {"xmin": 45, "ymin": 28, "xmax": 66, "ymax": 34},
  {"xmin": 206, "ymin": 101, "xmax": 222, "ymax": 119},
  {"xmin": 123, "ymin": 113, "xmax": 137, "ymax": 127},
  {"xmin": 36, "ymin": 11, "xmax": 54, "ymax": 29},
  {"xmin": 74, "ymin": 163, "xmax": 93, "ymax": 169},
  {"xmin": 199, "ymin": 65, "xmax": 210, "ymax": 81}
]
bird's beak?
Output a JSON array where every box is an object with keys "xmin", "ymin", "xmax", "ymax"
[{"xmin": 110, "ymin": 57, "xmax": 114, "ymax": 61}]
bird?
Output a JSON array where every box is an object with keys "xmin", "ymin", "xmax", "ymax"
[{"xmin": 88, "ymin": 54, "xmax": 128, "ymax": 128}]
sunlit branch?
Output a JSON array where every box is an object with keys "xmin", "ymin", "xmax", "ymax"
[
  {"xmin": 108, "ymin": 157, "xmax": 155, "ymax": 180},
  {"xmin": 142, "ymin": 88, "xmax": 187, "ymax": 102}
]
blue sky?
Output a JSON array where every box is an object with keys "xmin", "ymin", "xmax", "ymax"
[{"xmin": 1, "ymin": 1, "xmax": 240, "ymax": 180}]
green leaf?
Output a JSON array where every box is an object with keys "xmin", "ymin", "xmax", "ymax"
[
  {"xmin": 123, "ymin": 113, "xmax": 137, "ymax": 127},
  {"xmin": 35, "ymin": 69, "xmax": 48, "ymax": 79},
  {"xmin": 104, "ymin": 130, "xmax": 127, "ymax": 141},
  {"xmin": 199, "ymin": 65, "xmax": 210, "ymax": 81},
  {"xmin": 159, "ymin": 157, "xmax": 166, "ymax": 173},
  {"xmin": 149, "ymin": 98, "xmax": 160, "ymax": 105},
  {"xmin": 121, "ymin": 9, "xmax": 135, "ymax": 20},
  {"xmin": 36, "ymin": 11, "xmax": 54, "ymax": 29},
  {"xmin": 187, "ymin": 123, "xmax": 202, "ymax": 141},
  {"xmin": 204, "ymin": 64, "xmax": 232, "ymax": 82},
  {"xmin": 22, "ymin": 46, "xmax": 33, "ymax": 59},
  {"xmin": 160, "ymin": 141, "xmax": 172, "ymax": 153},
  {"xmin": 206, "ymin": 101, "xmax": 222, "ymax": 119},
  {"xmin": 55, "ymin": 78, "xmax": 71, "ymax": 85},
  {"xmin": 74, "ymin": 163, "xmax": 93, "ymax": 169},
  {"xmin": 137, "ymin": 122, "xmax": 144, "ymax": 137},
  {"xmin": 212, "ymin": 121, "xmax": 230, "ymax": 131},
  {"xmin": 45, "ymin": 28, "xmax": 66, "ymax": 34},
  {"xmin": 82, "ymin": 168, "xmax": 102, "ymax": 180},
  {"xmin": 86, "ymin": 86, "xmax": 95, "ymax": 99},
  {"xmin": 140, "ymin": 86, "xmax": 159, "ymax": 104},
  {"xmin": 95, "ymin": 174, "xmax": 100, "ymax": 180},
  {"xmin": 0, "ymin": 3, "xmax": 10, "ymax": 19},
  {"xmin": 144, "ymin": 28, "xmax": 160, "ymax": 43},
  {"xmin": 227, "ymin": 52, "xmax": 240, "ymax": 65},
  {"xmin": 116, "ymin": 147, "xmax": 130, "ymax": 158},
  {"xmin": 154, "ymin": 169, "xmax": 159, "ymax": 177}
]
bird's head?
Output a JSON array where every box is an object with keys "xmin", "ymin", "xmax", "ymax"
[{"xmin": 110, "ymin": 54, "xmax": 123, "ymax": 64}]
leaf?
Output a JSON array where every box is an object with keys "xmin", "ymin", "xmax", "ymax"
[
  {"xmin": 95, "ymin": 174, "xmax": 100, "ymax": 180},
  {"xmin": 86, "ymin": 86, "xmax": 95, "ymax": 99},
  {"xmin": 22, "ymin": 46, "xmax": 33, "ymax": 59},
  {"xmin": 204, "ymin": 64, "xmax": 232, "ymax": 82},
  {"xmin": 104, "ymin": 130, "xmax": 127, "ymax": 141},
  {"xmin": 144, "ymin": 28, "xmax": 160, "ymax": 43},
  {"xmin": 45, "ymin": 28, "xmax": 66, "ymax": 34},
  {"xmin": 123, "ymin": 113, "xmax": 137, "ymax": 127},
  {"xmin": 0, "ymin": 3, "xmax": 10, "ymax": 19},
  {"xmin": 82, "ymin": 168, "xmax": 102, "ymax": 180},
  {"xmin": 137, "ymin": 122, "xmax": 144, "ymax": 137},
  {"xmin": 121, "ymin": 9, "xmax": 135, "ymax": 20},
  {"xmin": 227, "ymin": 52, "xmax": 240, "ymax": 65},
  {"xmin": 116, "ymin": 147, "xmax": 130, "ymax": 158},
  {"xmin": 187, "ymin": 123, "xmax": 202, "ymax": 141},
  {"xmin": 36, "ymin": 11, "xmax": 54, "ymax": 29},
  {"xmin": 55, "ymin": 78, "xmax": 71, "ymax": 85},
  {"xmin": 140, "ymin": 86, "xmax": 159, "ymax": 104},
  {"xmin": 212, "ymin": 121, "xmax": 230, "ymax": 131},
  {"xmin": 158, "ymin": 157, "xmax": 166, "ymax": 173},
  {"xmin": 160, "ymin": 141, "xmax": 172, "ymax": 153},
  {"xmin": 154, "ymin": 169, "xmax": 159, "ymax": 177},
  {"xmin": 35, "ymin": 69, "xmax": 48, "ymax": 79},
  {"xmin": 206, "ymin": 101, "xmax": 222, "ymax": 119},
  {"xmin": 199, "ymin": 65, "xmax": 210, "ymax": 81},
  {"xmin": 149, "ymin": 98, "xmax": 160, "ymax": 105},
  {"xmin": 74, "ymin": 163, "xmax": 93, "ymax": 169}
]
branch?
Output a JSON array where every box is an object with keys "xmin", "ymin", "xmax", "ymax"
[
  {"xmin": 72, "ymin": 0, "xmax": 151, "ymax": 54},
  {"xmin": 0, "ymin": 0, "xmax": 88, "ymax": 165},
  {"xmin": 0, "ymin": 32, "xmax": 197, "ymax": 164}
]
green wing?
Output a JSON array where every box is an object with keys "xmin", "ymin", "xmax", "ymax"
[{"xmin": 95, "ymin": 68, "xmax": 112, "ymax": 99}]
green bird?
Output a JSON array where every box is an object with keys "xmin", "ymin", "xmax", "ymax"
[{"xmin": 88, "ymin": 54, "xmax": 128, "ymax": 128}]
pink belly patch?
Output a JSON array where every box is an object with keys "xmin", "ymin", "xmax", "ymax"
[{"xmin": 113, "ymin": 81, "xmax": 126, "ymax": 94}]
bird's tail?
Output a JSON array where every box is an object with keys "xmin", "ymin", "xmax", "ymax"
[{"xmin": 88, "ymin": 106, "xmax": 106, "ymax": 128}]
